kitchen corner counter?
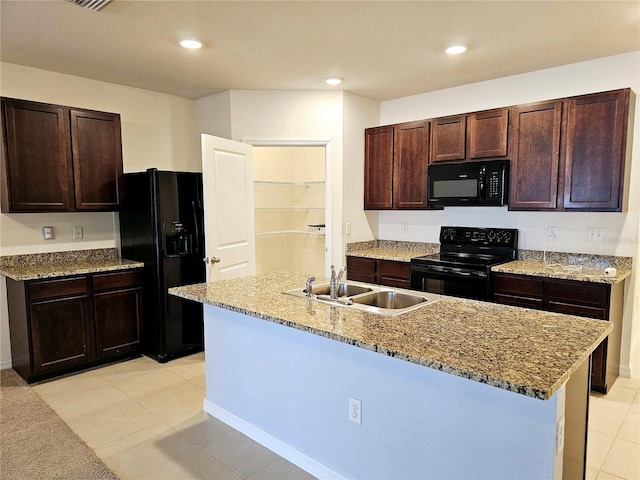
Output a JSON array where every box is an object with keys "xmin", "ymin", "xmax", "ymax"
[
  {"xmin": 346, "ymin": 240, "xmax": 439, "ymax": 262},
  {"xmin": 492, "ymin": 260, "xmax": 631, "ymax": 284},
  {"xmin": 0, "ymin": 248, "xmax": 144, "ymax": 281},
  {"xmin": 170, "ymin": 272, "xmax": 611, "ymax": 400}
]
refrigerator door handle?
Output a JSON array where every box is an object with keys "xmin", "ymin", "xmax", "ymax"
[{"xmin": 192, "ymin": 200, "xmax": 201, "ymax": 254}]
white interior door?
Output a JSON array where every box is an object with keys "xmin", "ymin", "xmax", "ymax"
[{"xmin": 201, "ymin": 134, "xmax": 255, "ymax": 281}]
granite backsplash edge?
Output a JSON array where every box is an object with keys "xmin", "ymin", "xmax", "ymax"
[
  {"xmin": 0, "ymin": 248, "xmax": 119, "ymax": 267},
  {"xmin": 346, "ymin": 240, "xmax": 633, "ymax": 269}
]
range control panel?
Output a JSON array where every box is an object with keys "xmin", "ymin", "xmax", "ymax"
[{"xmin": 440, "ymin": 226, "xmax": 518, "ymax": 248}]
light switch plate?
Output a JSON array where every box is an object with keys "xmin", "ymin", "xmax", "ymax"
[{"xmin": 42, "ymin": 226, "xmax": 54, "ymax": 240}]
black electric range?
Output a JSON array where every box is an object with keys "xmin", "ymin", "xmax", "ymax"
[{"xmin": 410, "ymin": 226, "xmax": 518, "ymax": 301}]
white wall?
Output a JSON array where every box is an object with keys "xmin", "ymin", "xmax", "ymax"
[
  {"xmin": 378, "ymin": 51, "xmax": 640, "ymax": 375},
  {"xmin": 342, "ymin": 92, "xmax": 380, "ymax": 253},
  {"xmin": 0, "ymin": 63, "xmax": 201, "ymax": 367}
]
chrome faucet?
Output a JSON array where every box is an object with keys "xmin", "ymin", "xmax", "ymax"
[
  {"xmin": 329, "ymin": 264, "xmax": 347, "ymax": 300},
  {"xmin": 305, "ymin": 276, "xmax": 316, "ymax": 297}
]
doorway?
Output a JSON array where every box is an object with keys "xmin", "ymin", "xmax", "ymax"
[{"xmin": 252, "ymin": 145, "xmax": 327, "ymax": 276}]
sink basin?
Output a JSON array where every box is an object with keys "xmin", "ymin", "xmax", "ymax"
[
  {"xmin": 350, "ymin": 291, "xmax": 427, "ymax": 309},
  {"xmin": 283, "ymin": 283, "xmax": 372, "ymax": 298},
  {"xmin": 282, "ymin": 281, "xmax": 440, "ymax": 316}
]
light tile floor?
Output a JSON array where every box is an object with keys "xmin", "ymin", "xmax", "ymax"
[
  {"xmin": 32, "ymin": 353, "xmax": 315, "ymax": 480},
  {"xmin": 32, "ymin": 351, "xmax": 640, "ymax": 480}
]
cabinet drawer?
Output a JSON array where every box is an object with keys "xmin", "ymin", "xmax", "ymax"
[
  {"xmin": 547, "ymin": 280, "xmax": 609, "ymax": 308},
  {"xmin": 348, "ymin": 272, "xmax": 376, "ymax": 284},
  {"xmin": 93, "ymin": 270, "xmax": 142, "ymax": 291},
  {"xmin": 377, "ymin": 260, "xmax": 410, "ymax": 279},
  {"xmin": 494, "ymin": 294, "xmax": 543, "ymax": 310},
  {"xmin": 548, "ymin": 301, "xmax": 607, "ymax": 320},
  {"xmin": 346, "ymin": 256, "xmax": 376, "ymax": 275},
  {"xmin": 29, "ymin": 277, "xmax": 88, "ymax": 301},
  {"xmin": 378, "ymin": 276, "xmax": 410, "ymax": 289},
  {"xmin": 493, "ymin": 274, "xmax": 543, "ymax": 297}
]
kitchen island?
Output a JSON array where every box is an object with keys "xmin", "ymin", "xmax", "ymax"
[{"xmin": 170, "ymin": 272, "xmax": 612, "ymax": 480}]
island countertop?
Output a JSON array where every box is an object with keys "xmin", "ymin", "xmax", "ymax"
[{"xmin": 169, "ymin": 272, "xmax": 612, "ymax": 400}]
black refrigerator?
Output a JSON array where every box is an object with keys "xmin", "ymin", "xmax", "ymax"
[{"xmin": 119, "ymin": 168, "xmax": 205, "ymax": 362}]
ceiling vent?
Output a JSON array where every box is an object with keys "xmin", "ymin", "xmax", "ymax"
[{"xmin": 66, "ymin": 0, "xmax": 112, "ymax": 11}]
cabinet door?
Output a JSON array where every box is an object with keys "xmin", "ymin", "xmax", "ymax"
[
  {"xmin": 377, "ymin": 260, "xmax": 411, "ymax": 289},
  {"xmin": 346, "ymin": 256, "xmax": 376, "ymax": 284},
  {"xmin": 71, "ymin": 109, "xmax": 123, "ymax": 210},
  {"xmin": 492, "ymin": 273, "xmax": 543, "ymax": 309},
  {"xmin": 393, "ymin": 120, "xmax": 430, "ymax": 209},
  {"xmin": 547, "ymin": 280, "xmax": 609, "ymax": 319},
  {"xmin": 430, "ymin": 115, "xmax": 466, "ymax": 162},
  {"xmin": 509, "ymin": 101, "xmax": 563, "ymax": 210},
  {"xmin": 1, "ymin": 98, "xmax": 74, "ymax": 212},
  {"xmin": 564, "ymin": 89, "xmax": 630, "ymax": 211},
  {"xmin": 30, "ymin": 295, "xmax": 94, "ymax": 373},
  {"xmin": 468, "ymin": 109, "xmax": 508, "ymax": 159},
  {"xmin": 94, "ymin": 287, "xmax": 143, "ymax": 359},
  {"xmin": 364, "ymin": 126, "xmax": 394, "ymax": 209}
]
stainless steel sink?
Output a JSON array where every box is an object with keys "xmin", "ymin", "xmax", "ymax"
[
  {"xmin": 283, "ymin": 281, "xmax": 440, "ymax": 316},
  {"xmin": 283, "ymin": 282, "xmax": 372, "ymax": 298},
  {"xmin": 350, "ymin": 291, "xmax": 427, "ymax": 309}
]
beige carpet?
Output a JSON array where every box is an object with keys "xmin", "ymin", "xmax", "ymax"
[{"xmin": 0, "ymin": 368, "xmax": 118, "ymax": 480}]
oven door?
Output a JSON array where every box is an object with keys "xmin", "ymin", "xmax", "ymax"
[{"xmin": 410, "ymin": 264, "xmax": 489, "ymax": 301}]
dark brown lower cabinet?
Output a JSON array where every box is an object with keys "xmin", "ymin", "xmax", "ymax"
[
  {"xmin": 6, "ymin": 269, "xmax": 143, "ymax": 383},
  {"xmin": 493, "ymin": 272, "xmax": 623, "ymax": 393},
  {"xmin": 346, "ymin": 256, "xmax": 410, "ymax": 289}
]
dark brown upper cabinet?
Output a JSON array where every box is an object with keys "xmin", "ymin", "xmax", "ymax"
[
  {"xmin": 508, "ymin": 100, "xmax": 563, "ymax": 210},
  {"xmin": 430, "ymin": 115, "xmax": 466, "ymax": 162},
  {"xmin": 431, "ymin": 108, "xmax": 508, "ymax": 163},
  {"xmin": 509, "ymin": 88, "xmax": 633, "ymax": 212},
  {"xmin": 364, "ymin": 120, "xmax": 430, "ymax": 210},
  {"xmin": 1, "ymin": 97, "xmax": 123, "ymax": 213},
  {"xmin": 563, "ymin": 89, "xmax": 632, "ymax": 211},
  {"xmin": 364, "ymin": 125, "xmax": 394, "ymax": 209}
]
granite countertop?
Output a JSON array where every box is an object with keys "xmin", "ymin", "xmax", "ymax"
[
  {"xmin": 169, "ymin": 272, "xmax": 611, "ymax": 401},
  {"xmin": 0, "ymin": 248, "xmax": 144, "ymax": 281},
  {"xmin": 493, "ymin": 260, "xmax": 631, "ymax": 285},
  {"xmin": 346, "ymin": 240, "xmax": 439, "ymax": 262}
]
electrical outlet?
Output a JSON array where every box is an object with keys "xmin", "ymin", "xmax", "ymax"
[
  {"xmin": 345, "ymin": 222, "xmax": 351, "ymax": 236},
  {"xmin": 587, "ymin": 227, "xmax": 604, "ymax": 242},
  {"xmin": 73, "ymin": 226, "xmax": 83, "ymax": 240},
  {"xmin": 402, "ymin": 222, "xmax": 408, "ymax": 233},
  {"xmin": 348, "ymin": 397, "xmax": 362, "ymax": 425},
  {"xmin": 42, "ymin": 226, "xmax": 54, "ymax": 240},
  {"xmin": 547, "ymin": 227, "xmax": 558, "ymax": 241}
]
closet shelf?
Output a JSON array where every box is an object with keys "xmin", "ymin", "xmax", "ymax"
[
  {"xmin": 254, "ymin": 180, "xmax": 324, "ymax": 187},
  {"xmin": 255, "ymin": 206, "xmax": 324, "ymax": 211},
  {"xmin": 256, "ymin": 229, "xmax": 325, "ymax": 238}
]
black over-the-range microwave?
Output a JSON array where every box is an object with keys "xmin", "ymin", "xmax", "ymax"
[{"xmin": 427, "ymin": 159, "xmax": 509, "ymax": 207}]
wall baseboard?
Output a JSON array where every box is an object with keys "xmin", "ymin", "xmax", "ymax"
[
  {"xmin": 203, "ymin": 399, "xmax": 347, "ymax": 480},
  {"xmin": 1, "ymin": 360, "xmax": 13, "ymax": 370}
]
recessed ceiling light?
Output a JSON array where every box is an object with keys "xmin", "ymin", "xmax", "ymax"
[
  {"xmin": 180, "ymin": 38, "xmax": 203, "ymax": 49},
  {"xmin": 445, "ymin": 44, "xmax": 468, "ymax": 55},
  {"xmin": 325, "ymin": 76, "xmax": 343, "ymax": 86}
]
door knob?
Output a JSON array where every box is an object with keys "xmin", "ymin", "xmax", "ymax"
[{"xmin": 203, "ymin": 257, "xmax": 221, "ymax": 264}]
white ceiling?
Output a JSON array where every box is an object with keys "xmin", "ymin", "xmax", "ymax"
[{"xmin": 1, "ymin": 1, "xmax": 639, "ymax": 102}]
